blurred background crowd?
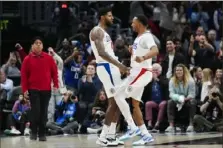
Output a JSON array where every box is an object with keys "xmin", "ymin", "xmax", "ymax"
[{"xmin": 0, "ymin": 1, "xmax": 223, "ymax": 136}]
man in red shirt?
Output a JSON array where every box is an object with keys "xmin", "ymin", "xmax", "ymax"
[{"xmin": 21, "ymin": 37, "xmax": 58, "ymax": 141}]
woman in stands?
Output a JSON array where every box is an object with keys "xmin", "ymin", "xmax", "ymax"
[{"xmin": 166, "ymin": 64, "xmax": 196, "ymax": 133}]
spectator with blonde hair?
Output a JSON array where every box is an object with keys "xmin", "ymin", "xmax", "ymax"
[
  {"xmin": 165, "ymin": 64, "xmax": 196, "ymax": 133},
  {"xmin": 201, "ymin": 68, "xmax": 213, "ymax": 102},
  {"xmin": 143, "ymin": 63, "xmax": 169, "ymax": 131}
]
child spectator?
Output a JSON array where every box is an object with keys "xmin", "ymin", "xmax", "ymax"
[{"xmin": 5, "ymin": 94, "xmax": 31, "ymax": 135}]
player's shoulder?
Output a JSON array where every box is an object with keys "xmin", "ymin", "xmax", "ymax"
[
  {"xmin": 90, "ymin": 26, "xmax": 105, "ymax": 40},
  {"xmin": 142, "ymin": 31, "xmax": 153, "ymax": 37}
]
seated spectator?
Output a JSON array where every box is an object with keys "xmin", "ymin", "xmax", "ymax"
[
  {"xmin": 77, "ymin": 64, "xmax": 102, "ymax": 125},
  {"xmin": 1, "ymin": 52, "xmax": 21, "ymax": 78},
  {"xmin": 191, "ymin": 67, "xmax": 203, "ymax": 103},
  {"xmin": 193, "ymin": 85, "xmax": 223, "ymax": 132},
  {"xmin": 46, "ymin": 91, "xmax": 78, "ymax": 135},
  {"xmin": 64, "ymin": 50, "xmax": 85, "ymax": 93},
  {"xmin": 143, "ymin": 63, "xmax": 169, "ymax": 131},
  {"xmin": 166, "ymin": 64, "xmax": 196, "ymax": 133},
  {"xmin": 201, "ymin": 68, "xmax": 213, "ymax": 102},
  {"xmin": 48, "ymin": 47, "xmax": 67, "ymax": 123},
  {"xmin": 5, "ymin": 95, "xmax": 31, "ymax": 136},
  {"xmin": 86, "ymin": 89, "xmax": 108, "ymax": 134},
  {"xmin": 161, "ymin": 38, "xmax": 186, "ymax": 79},
  {"xmin": 214, "ymin": 69, "xmax": 222, "ymax": 86},
  {"xmin": 0, "ymin": 70, "xmax": 13, "ymax": 98},
  {"xmin": 57, "ymin": 38, "xmax": 73, "ymax": 61}
]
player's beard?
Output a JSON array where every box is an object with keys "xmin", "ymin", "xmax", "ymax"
[{"xmin": 105, "ymin": 20, "xmax": 113, "ymax": 27}]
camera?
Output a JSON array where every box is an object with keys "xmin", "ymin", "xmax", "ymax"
[{"xmin": 212, "ymin": 92, "xmax": 218, "ymax": 98}]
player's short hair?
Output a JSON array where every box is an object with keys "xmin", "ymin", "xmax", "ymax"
[
  {"xmin": 166, "ymin": 36, "xmax": 175, "ymax": 43},
  {"xmin": 134, "ymin": 14, "xmax": 148, "ymax": 27},
  {"xmin": 98, "ymin": 6, "xmax": 113, "ymax": 19}
]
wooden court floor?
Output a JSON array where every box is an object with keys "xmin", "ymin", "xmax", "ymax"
[{"xmin": 1, "ymin": 132, "xmax": 223, "ymax": 148}]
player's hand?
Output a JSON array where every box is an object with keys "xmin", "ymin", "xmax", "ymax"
[
  {"xmin": 118, "ymin": 64, "xmax": 129, "ymax": 73},
  {"xmin": 135, "ymin": 56, "xmax": 145, "ymax": 63}
]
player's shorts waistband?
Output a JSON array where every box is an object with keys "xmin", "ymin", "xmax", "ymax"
[{"xmin": 130, "ymin": 67, "xmax": 153, "ymax": 72}]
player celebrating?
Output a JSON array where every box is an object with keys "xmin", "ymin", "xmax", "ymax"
[
  {"xmin": 117, "ymin": 14, "xmax": 159, "ymax": 145},
  {"xmin": 89, "ymin": 6, "xmax": 140, "ymax": 146}
]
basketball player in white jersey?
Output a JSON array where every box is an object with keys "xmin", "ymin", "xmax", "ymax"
[
  {"xmin": 89, "ymin": 7, "xmax": 140, "ymax": 146},
  {"xmin": 117, "ymin": 15, "xmax": 159, "ymax": 145}
]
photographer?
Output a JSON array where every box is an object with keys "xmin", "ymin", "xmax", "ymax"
[
  {"xmin": 46, "ymin": 91, "xmax": 78, "ymax": 135},
  {"xmin": 193, "ymin": 85, "xmax": 223, "ymax": 132},
  {"xmin": 5, "ymin": 95, "xmax": 31, "ymax": 136}
]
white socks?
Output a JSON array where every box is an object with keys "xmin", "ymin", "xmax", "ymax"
[
  {"xmin": 107, "ymin": 122, "xmax": 117, "ymax": 139},
  {"xmin": 99, "ymin": 125, "xmax": 109, "ymax": 139},
  {"xmin": 139, "ymin": 124, "xmax": 152, "ymax": 137},
  {"xmin": 114, "ymin": 93, "xmax": 137, "ymax": 130}
]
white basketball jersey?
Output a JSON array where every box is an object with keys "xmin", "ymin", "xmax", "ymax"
[
  {"xmin": 131, "ymin": 31, "xmax": 157, "ymax": 69},
  {"xmin": 90, "ymin": 26, "xmax": 118, "ymax": 63}
]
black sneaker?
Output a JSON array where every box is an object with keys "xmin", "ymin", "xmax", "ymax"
[
  {"xmin": 30, "ymin": 134, "xmax": 37, "ymax": 140},
  {"xmin": 147, "ymin": 126, "xmax": 153, "ymax": 130},
  {"xmin": 39, "ymin": 136, "xmax": 47, "ymax": 141}
]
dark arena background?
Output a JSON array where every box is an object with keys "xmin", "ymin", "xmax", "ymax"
[{"xmin": 0, "ymin": 1, "xmax": 223, "ymax": 148}]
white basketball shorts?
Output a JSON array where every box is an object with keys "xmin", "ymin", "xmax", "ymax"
[{"xmin": 96, "ymin": 63, "xmax": 122, "ymax": 98}]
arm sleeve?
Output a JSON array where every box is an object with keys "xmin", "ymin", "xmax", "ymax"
[{"xmin": 12, "ymin": 100, "xmax": 19, "ymax": 113}]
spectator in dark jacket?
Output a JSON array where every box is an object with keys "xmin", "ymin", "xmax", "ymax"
[
  {"xmin": 161, "ymin": 38, "xmax": 186, "ymax": 79},
  {"xmin": 77, "ymin": 64, "xmax": 102, "ymax": 125},
  {"xmin": 142, "ymin": 63, "xmax": 169, "ymax": 131},
  {"xmin": 21, "ymin": 37, "xmax": 58, "ymax": 141},
  {"xmin": 6, "ymin": 95, "xmax": 31, "ymax": 136},
  {"xmin": 46, "ymin": 91, "xmax": 78, "ymax": 135}
]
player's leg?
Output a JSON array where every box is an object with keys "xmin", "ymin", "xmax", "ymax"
[{"xmin": 127, "ymin": 70, "xmax": 154, "ymax": 145}]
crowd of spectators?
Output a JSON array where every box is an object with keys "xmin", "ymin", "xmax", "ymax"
[{"xmin": 0, "ymin": 1, "xmax": 223, "ymax": 137}]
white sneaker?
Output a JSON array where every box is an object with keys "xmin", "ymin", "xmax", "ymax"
[
  {"xmin": 10, "ymin": 128, "xmax": 21, "ymax": 135},
  {"xmin": 24, "ymin": 128, "xmax": 30, "ymax": 136},
  {"xmin": 186, "ymin": 126, "xmax": 194, "ymax": 133},
  {"xmin": 115, "ymin": 138, "xmax": 124, "ymax": 145},
  {"xmin": 133, "ymin": 134, "xmax": 154, "ymax": 145},
  {"xmin": 87, "ymin": 127, "xmax": 102, "ymax": 134},
  {"xmin": 119, "ymin": 127, "xmax": 141, "ymax": 141},
  {"xmin": 96, "ymin": 137, "xmax": 118, "ymax": 146},
  {"xmin": 165, "ymin": 126, "xmax": 175, "ymax": 133}
]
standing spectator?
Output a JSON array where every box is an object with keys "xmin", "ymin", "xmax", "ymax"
[
  {"xmin": 77, "ymin": 64, "xmax": 102, "ymax": 126},
  {"xmin": 161, "ymin": 38, "xmax": 186, "ymax": 79},
  {"xmin": 207, "ymin": 30, "xmax": 219, "ymax": 51},
  {"xmin": 213, "ymin": 5, "xmax": 223, "ymax": 39},
  {"xmin": 48, "ymin": 47, "xmax": 67, "ymax": 123},
  {"xmin": 166, "ymin": 64, "xmax": 196, "ymax": 133},
  {"xmin": 21, "ymin": 37, "xmax": 58, "ymax": 141},
  {"xmin": 1, "ymin": 52, "xmax": 21, "ymax": 78},
  {"xmin": 214, "ymin": 69, "xmax": 222, "ymax": 86},
  {"xmin": 6, "ymin": 95, "xmax": 31, "ymax": 136},
  {"xmin": 143, "ymin": 63, "xmax": 169, "ymax": 131},
  {"xmin": 189, "ymin": 35, "xmax": 217, "ymax": 71},
  {"xmin": 57, "ymin": 38, "xmax": 73, "ymax": 61},
  {"xmin": 64, "ymin": 51, "xmax": 85, "ymax": 93}
]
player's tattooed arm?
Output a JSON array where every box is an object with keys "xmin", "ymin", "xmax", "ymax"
[{"xmin": 90, "ymin": 28, "xmax": 128, "ymax": 72}]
